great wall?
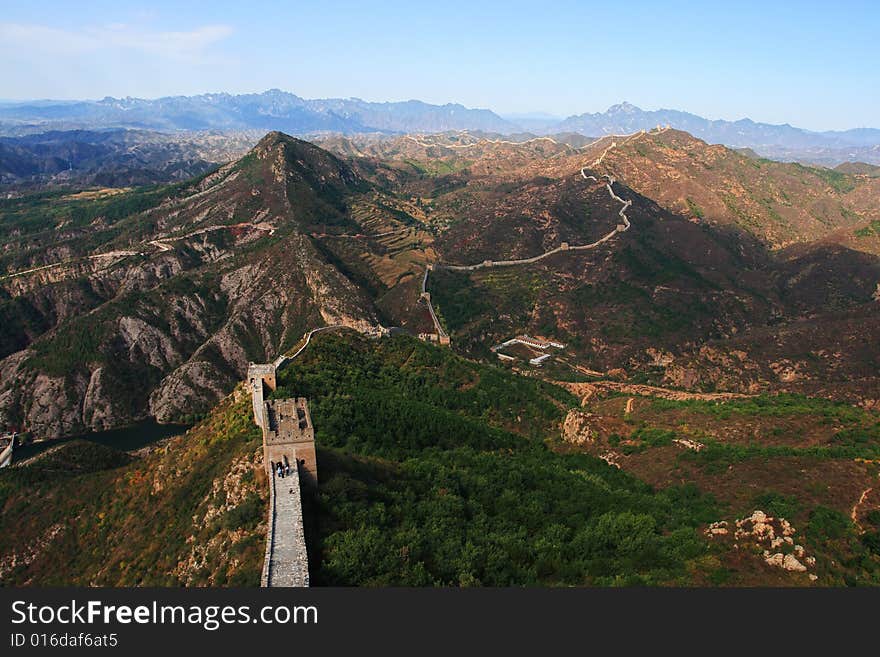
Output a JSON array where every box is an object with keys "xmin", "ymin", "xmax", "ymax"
[
  {"xmin": 2, "ymin": 129, "xmax": 665, "ymax": 586},
  {"xmin": 248, "ymin": 323, "xmax": 391, "ymax": 586},
  {"xmin": 243, "ymin": 128, "xmax": 667, "ymax": 586},
  {"xmin": 417, "ymin": 127, "xmax": 668, "ymax": 340},
  {"xmin": 405, "ymin": 132, "xmax": 574, "ymax": 151},
  {"xmin": 248, "ymin": 351, "xmax": 320, "ymax": 588},
  {"xmin": 419, "ymin": 265, "xmax": 450, "ymax": 344}
]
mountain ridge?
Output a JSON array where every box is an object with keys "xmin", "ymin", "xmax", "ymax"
[
  {"xmin": 3, "ymin": 127, "xmax": 880, "ymax": 439},
  {"xmin": 556, "ymin": 101, "xmax": 880, "ymax": 147},
  {"xmin": 0, "ymin": 89, "xmax": 517, "ymax": 136},
  {"xmin": 3, "ymin": 92, "xmax": 879, "ymax": 167},
  {"xmin": 0, "ymin": 132, "xmax": 381, "ymax": 437}
]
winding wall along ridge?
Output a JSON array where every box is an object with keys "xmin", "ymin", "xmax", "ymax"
[
  {"xmin": 405, "ymin": 132, "xmax": 572, "ymax": 151},
  {"xmin": 431, "ymin": 130, "xmax": 659, "ymax": 273},
  {"xmin": 419, "ymin": 127, "xmax": 669, "ymax": 335}
]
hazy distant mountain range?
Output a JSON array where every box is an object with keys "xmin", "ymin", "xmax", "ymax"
[
  {"xmin": 0, "ymin": 89, "xmax": 514, "ymax": 136},
  {"xmin": 0, "ymin": 129, "xmax": 258, "ymax": 187},
  {"xmin": 555, "ymin": 102, "xmax": 880, "ymax": 148},
  {"xmin": 0, "ymin": 90, "xmax": 878, "ymax": 165}
]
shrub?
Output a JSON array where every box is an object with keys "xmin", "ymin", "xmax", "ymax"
[
  {"xmin": 751, "ymin": 491, "xmax": 800, "ymax": 519},
  {"xmin": 806, "ymin": 506, "xmax": 851, "ymax": 541},
  {"xmin": 221, "ymin": 493, "xmax": 264, "ymax": 531}
]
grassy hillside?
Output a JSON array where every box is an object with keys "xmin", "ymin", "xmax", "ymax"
[
  {"xmin": 425, "ymin": 205, "xmax": 775, "ymax": 369},
  {"xmin": 567, "ymin": 389, "xmax": 880, "ymax": 585},
  {"xmin": 602, "ymin": 130, "xmax": 876, "ymax": 248},
  {"xmin": 2, "ymin": 331, "xmax": 723, "ymax": 587},
  {"xmin": 0, "ymin": 392, "xmax": 267, "ymax": 586},
  {"xmin": 0, "ymin": 132, "xmax": 380, "ymax": 438}
]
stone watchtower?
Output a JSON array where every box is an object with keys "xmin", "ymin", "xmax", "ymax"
[
  {"xmin": 249, "ymin": 363, "xmax": 277, "ymax": 428},
  {"xmin": 263, "ymin": 397, "xmax": 318, "ymax": 488},
  {"xmin": 247, "ymin": 362, "xmax": 318, "ymax": 487}
]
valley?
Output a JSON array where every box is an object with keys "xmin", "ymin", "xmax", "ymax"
[{"xmin": 1, "ymin": 123, "xmax": 879, "ymax": 587}]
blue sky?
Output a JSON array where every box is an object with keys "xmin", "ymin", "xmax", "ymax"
[{"xmin": 0, "ymin": 0, "xmax": 877, "ymax": 130}]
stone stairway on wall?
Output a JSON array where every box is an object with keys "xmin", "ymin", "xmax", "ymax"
[{"xmin": 261, "ymin": 466, "xmax": 310, "ymax": 587}]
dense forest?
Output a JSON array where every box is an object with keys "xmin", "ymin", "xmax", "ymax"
[{"xmin": 274, "ymin": 333, "xmax": 721, "ymax": 585}]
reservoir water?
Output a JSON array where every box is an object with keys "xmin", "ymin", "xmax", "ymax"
[{"xmin": 12, "ymin": 421, "xmax": 189, "ymax": 464}]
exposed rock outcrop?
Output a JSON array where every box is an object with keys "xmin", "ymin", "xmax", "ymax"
[
  {"xmin": 707, "ymin": 510, "xmax": 818, "ymax": 580},
  {"xmin": 0, "ymin": 134, "xmax": 381, "ymax": 438},
  {"xmin": 26, "ymin": 373, "xmax": 88, "ymax": 438},
  {"xmin": 82, "ymin": 368, "xmax": 116, "ymax": 430},
  {"xmin": 562, "ymin": 409, "xmax": 597, "ymax": 445}
]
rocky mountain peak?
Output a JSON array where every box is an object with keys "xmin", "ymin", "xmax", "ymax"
[
  {"xmin": 606, "ymin": 101, "xmax": 641, "ymax": 115},
  {"xmin": 254, "ymin": 130, "xmax": 295, "ymax": 150},
  {"xmin": 249, "ymin": 131, "xmax": 361, "ymax": 189}
]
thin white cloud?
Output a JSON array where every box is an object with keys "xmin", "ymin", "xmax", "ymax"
[
  {"xmin": 0, "ymin": 23, "xmax": 97, "ymax": 54},
  {"xmin": 0, "ymin": 22, "xmax": 233, "ymax": 59},
  {"xmin": 99, "ymin": 24, "xmax": 233, "ymax": 57}
]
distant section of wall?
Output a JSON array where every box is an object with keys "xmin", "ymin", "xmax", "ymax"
[
  {"xmin": 247, "ymin": 363, "xmax": 277, "ymax": 429},
  {"xmin": 420, "ymin": 266, "xmax": 450, "ymax": 345}
]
